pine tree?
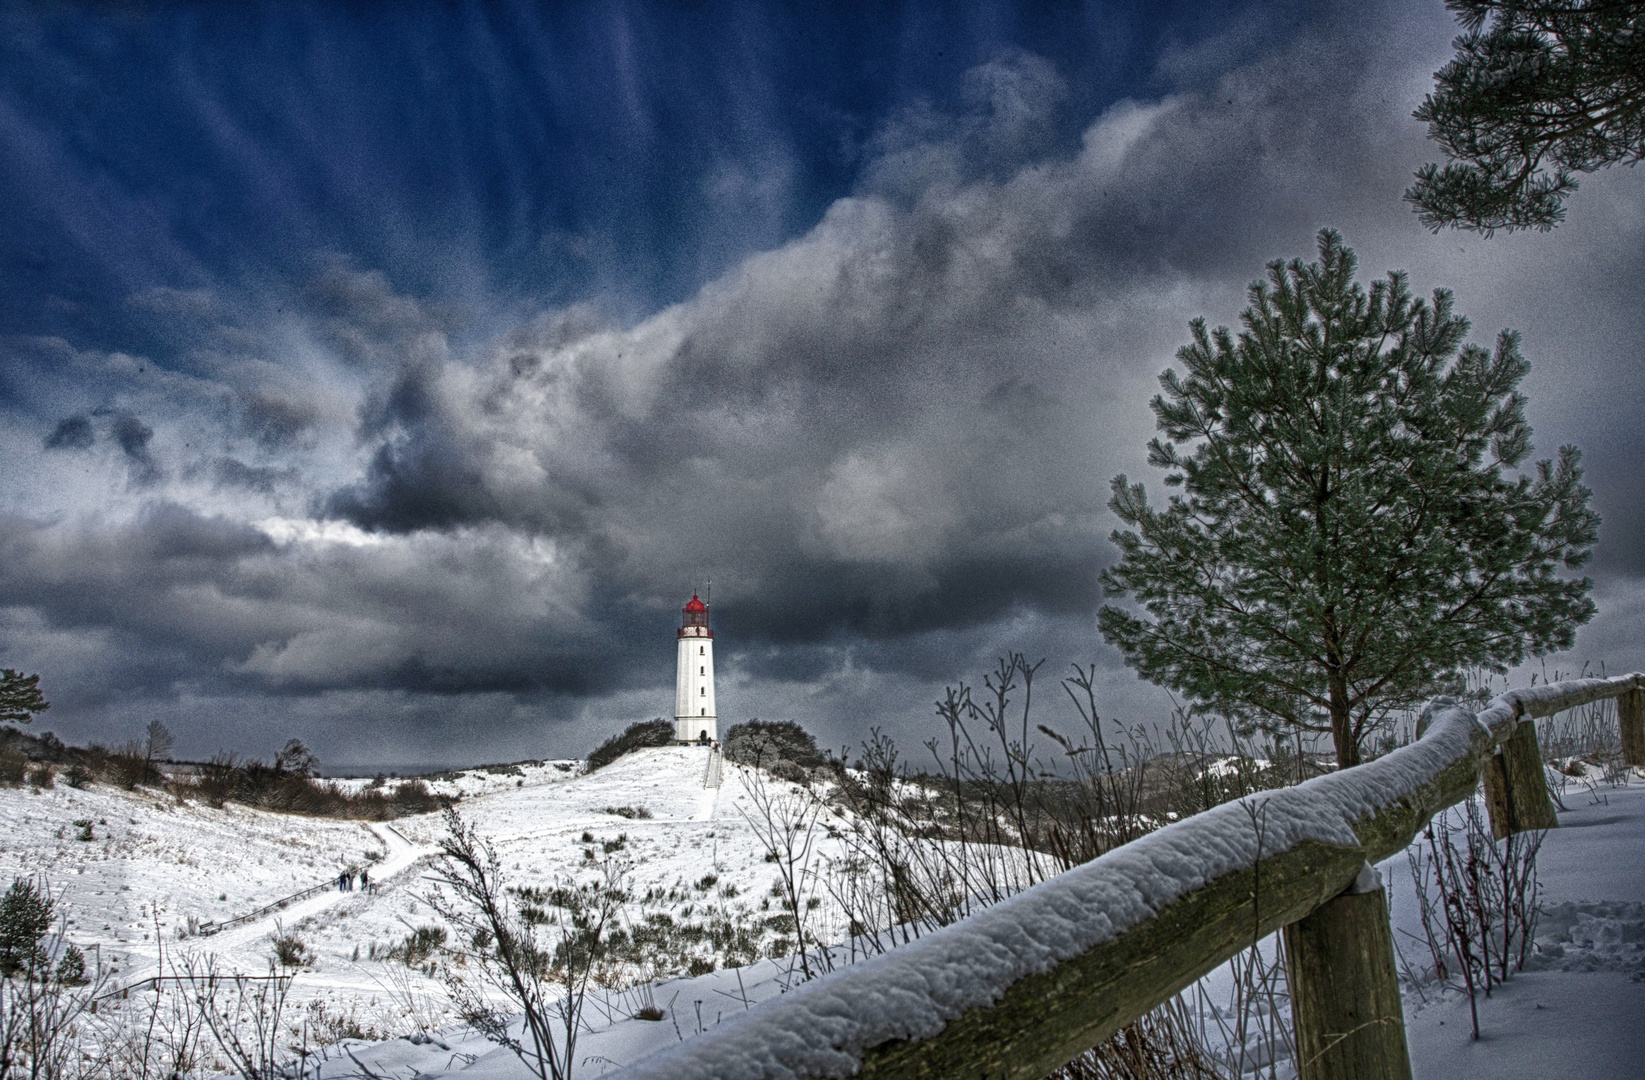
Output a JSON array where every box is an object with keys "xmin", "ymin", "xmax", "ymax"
[
  {"xmin": 0, "ymin": 877, "xmax": 56, "ymax": 977},
  {"xmin": 0, "ymin": 670, "xmax": 48, "ymax": 725},
  {"xmin": 54, "ymin": 943, "xmax": 86, "ymax": 986},
  {"xmin": 1100, "ymin": 230, "xmax": 1599, "ymax": 767},
  {"xmin": 1409, "ymin": 1, "xmax": 1645, "ymax": 232}
]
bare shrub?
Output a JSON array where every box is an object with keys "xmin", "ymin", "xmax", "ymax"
[
  {"xmin": 181, "ymin": 956, "xmax": 303, "ymax": 1080},
  {"xmin": 823, "ymin": 654, "xmax": 1323, "ymax": 1077},
  {"xmin": 1055, "ymin": 996, "xmax": 1222, "ymax": 1079},
  {"xmin": 1406, "ymin": 798, "xmax": 1544, "ymax": 1039},
  {"xmin": 197, "ymin": 752, "xmax": 239, "ymax": 808},
  {"xmin": 734, "ymin": 764, "xmax": 827, "ymax": 982},
  {"xmin": 185, "ymin": 748, "xmax": 443, "ymax": 820},
  {"xmin": 94, "ymin": 941, "xmax": 207, "ymax": 1080},
  {"xmin": 97, "ymin": 990, "xmax": 207, "ymax": 1080},
  {"xmin": 144, "ymin": 720, "xmax": 175, "ymax": 764},
  {"xmin": 429, "ymin": 808, "xmax": 627, "ymax": 1080},
  {"xmin": 301, "ymin": 998, "xmax": 384, "ymax": 1045},
  {"xmin": 108, "ymin": 741, "xmax": 154, "ymax": 789}
]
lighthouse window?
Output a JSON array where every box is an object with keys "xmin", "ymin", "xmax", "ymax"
[
  {"xmin": 699, "ymin": 646, "xmax": 704, "ymax": 655},
  {"xmin": 699, "ymin": 666, "xmax": 704, "ymax": 675},
  {"xmin": 701, "ymin": 708, "xmax": 706, "ymax": 716},
  {"xmin": 700, "ymin": 686, "xmax": 705, "ymax": 695}
]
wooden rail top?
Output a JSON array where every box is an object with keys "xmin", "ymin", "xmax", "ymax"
[{"xmin": 610, "ymin": 673, "xmax": 1644, "ymax": 1080}]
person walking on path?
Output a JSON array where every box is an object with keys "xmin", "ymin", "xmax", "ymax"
[
  {"xmin": 338, "ymin": 870, "xmax": 348, "ymax": 892},
  {"xmin": 359, "ymin": 867, "xmax": 370, "ymax": 894}
]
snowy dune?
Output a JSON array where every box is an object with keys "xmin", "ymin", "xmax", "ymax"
[
  {"xmin": 1, "ymin": 744, "xmax": 1639, "ymax": 1077},
  {"xmin": 0, "ymin": 746, "xmax": 858, "ymax": 1028}
]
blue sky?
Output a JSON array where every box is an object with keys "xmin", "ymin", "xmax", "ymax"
[
  {"xmin": 2, "ymin": 0, "xmax": 1642, "ymax": 770},
  {"xmin": 3, "ymin": 1, "xmax": 1243, "ymax": 346}
]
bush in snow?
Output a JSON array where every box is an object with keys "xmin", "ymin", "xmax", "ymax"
[
  {"xmin": 392, "ymin": 925, "xmax": 448, "ymax": 966},
  {"xmin": 0, "ymin": 747, "xmax": 25, "ymax": 786},
  {"xmin": 723, "ymin": 719, "xmax": 826, "ymax": 776},
  {"xmin": 585, "ymin": 719, "xmax": 673, "ymax": 771},
  {"xmin": 269, "ymin": 925, "xmax": 315, "ymax": 970}
]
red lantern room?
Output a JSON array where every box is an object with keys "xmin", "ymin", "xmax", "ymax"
[{"xmin": 680, "ymin": 593, "xmax": 711, "ymax": 636}]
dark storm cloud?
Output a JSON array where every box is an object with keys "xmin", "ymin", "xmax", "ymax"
[
  {"xmin": 240, "ymin": 388, "xmax": 324, "ymax": 447},
  {"xmin": 43, "ymin": 410, "xmax": 167, "ymax": 485},
  {"xmin": 0, "ymin": 503, "xmax": 632, "ymax": 698},
  {"xmin": 2, "ymin": 0, "xmax": 1640, "ymax": 766},
  {"xmin": 44, "ymin": 415, "xmax": 94, "ymax": 450},
  {"xmin": 315, "ymin": 24, "xmax": 1446, "ymax": 661},
  {"xmin": 111, "ymin": 415, "xmax": 153, "ymax": 459},
  {"xmin": 109, "ymin": 414, "xmax": 161, "ymax": 485}
]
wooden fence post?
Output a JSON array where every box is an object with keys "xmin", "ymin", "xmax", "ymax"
[
  {"xmin": 1620, "ymin": 688, "xmax": 1645, "ymax": 769},
  {"xmin": 1480, "ymin": 715, "xmax": 1559, "ymax": 839},
  {"xmin": 1284, "ymin": 866, "xmax": 1411, "ymax": 1080}
]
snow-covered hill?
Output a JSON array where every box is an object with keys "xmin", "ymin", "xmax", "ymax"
[
  {"xmin": 4, "ymin": 748, "xmax": 1640, "ymax": 1079},
  {"xmin": 315, "ymin": 772, "xmax": 1645, "ymax": 1080},
  {"xmin": 0, "ymin": 745, "xmax": 854, "ymax": 1034}
]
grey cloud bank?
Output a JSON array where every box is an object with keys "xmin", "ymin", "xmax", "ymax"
[{"xmin": 3, "ymin": 4, "xmax": 1642, "ymax": 768}]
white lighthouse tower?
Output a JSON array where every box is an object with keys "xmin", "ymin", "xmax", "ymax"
[{"xmin": 674, "ymin": 592, "xmax": 716, "ymax": 744}]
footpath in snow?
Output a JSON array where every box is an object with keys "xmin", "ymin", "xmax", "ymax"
[{"xmin": 0, "ymin": 744, "xmax": 834, "ymax": 1030}]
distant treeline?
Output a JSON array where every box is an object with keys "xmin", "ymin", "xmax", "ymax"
[{"xmin": 0, "ymin": 727, "xmax": 444, "ymax": 820}]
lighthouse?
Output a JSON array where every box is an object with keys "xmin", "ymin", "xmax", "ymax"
[{"xmin": 674, "ymin": 593, "xmax": 716, "ymax": 744}]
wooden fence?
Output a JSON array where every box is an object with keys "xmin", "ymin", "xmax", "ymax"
[
  {"xmin": 610, "ymin": 673, "xmax": 1645, "ymax": 1080},
  {"xmin": 94, "ymin": 972, "xmax": 290, "ymax": 1005},
  {"xmin": 193, "ymin": 825, "xmax": 397, "ymax": 937},
  {"xmin": 193, "ymin": 879, "xmax": 337, "ymax": 938}
]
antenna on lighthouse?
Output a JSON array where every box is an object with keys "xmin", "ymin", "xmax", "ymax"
[{"xmin": 706, "ymin": 577, "xmax": 711, "ymax": 608}]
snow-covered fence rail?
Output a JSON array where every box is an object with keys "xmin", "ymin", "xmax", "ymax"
[
  {"xmin": 611, "ymin": 673, "xmax": 1645, "ymax": 1080},
  {"xmin": 94, "ymin": 971, "xmax": 289, "ymax": 1004},
  {"xmin": 193, "ymin": 879, "xmax": 336, "ymax": 938}
]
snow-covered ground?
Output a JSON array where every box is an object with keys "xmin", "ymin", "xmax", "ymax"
[
  {"xmin": 328, "ymin": 767, "xmax": 1645, "ymax": 1080},
  {"xmin": 1396, "ymin": 777, "xmax": 1645, "ymax": 1079},
  {"xmin": 2, "ymin": 746, "xmax": 1638, "ymax": 1078},
  {"xmin": 0, "ymin": 746, "xmax": 858, "ymax": 1037},
  {"xmin": 323, "ymin": 760, "xmax": 583, "ymax": 801}
]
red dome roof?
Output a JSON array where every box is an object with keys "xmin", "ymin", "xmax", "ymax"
[{"xmin": 683, "ymin": 593, "xmax": 706, "ymax": 613}]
